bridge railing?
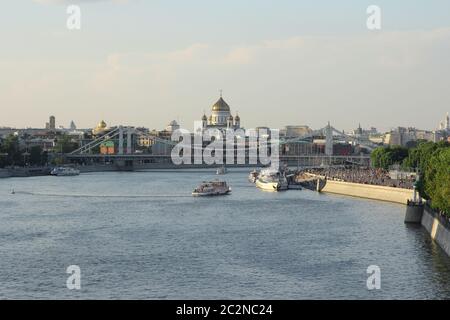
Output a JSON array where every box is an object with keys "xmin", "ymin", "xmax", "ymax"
[{"xmin": 70, "ymin": 127, "xmax": 120, "ymax": 155}]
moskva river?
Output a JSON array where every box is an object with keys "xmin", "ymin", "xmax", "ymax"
[{"xmin": 1, "ymin": 169, "xmax": 449, "ymax": 299}]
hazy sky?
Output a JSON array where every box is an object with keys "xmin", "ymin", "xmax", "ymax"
[{"xmin": 1, "ymin": 0, "xmax": 450, "ymax": 131}]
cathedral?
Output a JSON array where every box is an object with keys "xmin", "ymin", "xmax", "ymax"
[{"xmin": 201, "ymin": 94, "xmax": 241, "ymax": 131}]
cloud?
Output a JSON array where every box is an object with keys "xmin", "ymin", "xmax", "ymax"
[
  {"xmin": 2, "ymin": 28, "xmax": 450, "ymax": 130},
  {"xmin": 82, "ymin": 28, "xmax": 450, "ymax": 126}
]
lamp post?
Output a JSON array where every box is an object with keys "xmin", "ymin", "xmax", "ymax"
[{"xmin": 22, "ymin": 151, "xmax": 30, "ymax": 167}]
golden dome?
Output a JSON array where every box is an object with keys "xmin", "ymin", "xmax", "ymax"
[
  {"xmin": 212, "ymin": 97, "xmax": 230, "ymax": 112},
  {"xmin": 97, "ymin": 120, "xmax": 107, "ymax": 128},
  {"xmin": 92, "ymin": 120, "xmax": 108, "ymax": 135}
]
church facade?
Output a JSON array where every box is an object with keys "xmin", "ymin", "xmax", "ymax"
[{"xmin": 201, "ymin": 95, "xmax": 241, "ymax": 131}]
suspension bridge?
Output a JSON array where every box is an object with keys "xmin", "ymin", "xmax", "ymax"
[{"xmin": 65, "ymin": 123, "xmax": 373, "ymax": 169}]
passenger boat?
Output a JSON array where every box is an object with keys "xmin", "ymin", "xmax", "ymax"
[
  {"xmin": 50, "ymin": 167, "xmax": 80, "ymax": 177},
  {"xmin": 255, "ymin": 168, "xmax": 288, "ymax": 191},
  {"xmin": 192, "ymin": 181, "xmax": 231, "ymax": 196},
  {"xmin": 248, "ymin": 170, "xmax": 259, "ymax": 183}
]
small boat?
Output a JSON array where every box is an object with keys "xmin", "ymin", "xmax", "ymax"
[
  {"xmin": 294, "ymin": 172, "xmax": 327, "ymax": 192},
  {"xmin": 255, "ymin": 168, "xmax": 288, "ymax": 191},
  {"xmin": 50, "ymin": 167, "xmax": 80, "ymax": 177},
  {"xmin": 216, "ymin": 166, "xmax": 227, "ymax": 175},
  {"xmin": 192, "ymin": 181, "xmax": 231, "ymax": 196},
  {"xmin": 248, "ymin": 170, "xmax": 259, "ymax": 183}
]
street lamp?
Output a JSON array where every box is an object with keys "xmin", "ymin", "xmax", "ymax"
[{"xmin": 22, "ymin": 151, "xmax": 30, "ymax": 167}]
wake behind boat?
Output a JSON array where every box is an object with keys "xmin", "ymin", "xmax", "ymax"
[
  {"xmin": 192, "ymin": 181, "xmax": 231, "ymax": 196},
  {"xmin": 50, "ymin": 167, "xmax": 80, "ymax": 177}
]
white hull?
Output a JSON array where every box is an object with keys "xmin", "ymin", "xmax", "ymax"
[
  {"xmin": 51, "ymin": 167, "xmax": 80, "ymax": 176},
  {"xmin": 256, "ymin": 179, "xmax": 283, "ymax": 191},
  {"xmin": 255, "ymin": 179, "xmax": 288, "ymax": 191},
  {"xmin": 54, "ymin": 172, "xmax": 80, "ymax": 177},
  {"xmin": 192, "ymin": 180, "xmax": 231, "ymax": 197},
  {"xmin": 192, "ymin": 189, "xmax": 231, "ymax": 197}
]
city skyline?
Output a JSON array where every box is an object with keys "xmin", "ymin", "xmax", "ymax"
[
  {"xmin": 1, "ymin": 106, "xmax": 449, "ymax": 134},
  {"xmin": 1, "ymin": 1, "xmax": 450, "ymax": 131}
]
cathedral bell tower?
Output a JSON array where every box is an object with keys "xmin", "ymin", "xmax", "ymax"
[
  {"xmin": 234, "ymin": 113, "xmax": 240, "ymax": 129},
  {"xmin": 202, "ymin": 113, "xmax": 207, "ymax": 128},
  {"xmin": 227, "ymin": 115, "xmax": 234, "ymax": 128}
]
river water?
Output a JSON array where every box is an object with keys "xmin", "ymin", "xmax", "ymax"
[{"xmin": 0, "ymin": 169, "xmax": 449, "ymax": 299}]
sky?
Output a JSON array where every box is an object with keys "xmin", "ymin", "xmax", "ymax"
[{"xmin": 0, "ymin": 0, "xmax": 450, "ymax": 132}]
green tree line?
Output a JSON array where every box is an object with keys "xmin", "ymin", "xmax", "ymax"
[
  {"xmin": 0, "ymin": 134, "xmax": 79, "ymax": 168},
  {"xmin": 371, "ymin": 141, "xmax": 450, "ymax": 214}
]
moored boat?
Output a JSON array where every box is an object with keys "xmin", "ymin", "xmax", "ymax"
[
  {"xmin": 192, "ymin": 180, "xmax": 231, "ymax": 196},
  {"xmin": 255, "ymin": 168, "xmax": 288, "ymax": 191},
  {"xmin": 248, "ymin": 170, "xmax": 259, "ymax": 183},
  {"xmin": 50, "ymin": 167, "xmax": 80, "ymax": 177}
]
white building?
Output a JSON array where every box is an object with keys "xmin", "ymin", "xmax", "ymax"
[
  {"xmin": 438, "ymin": 112, "xmax": 449, "ymax": 132},
  {"xmin": 165, "ymin": 120, "xmax": 180, "ymax": 133},
  {"xmin": 201, "ymin": 94, "xmax": 241, "ymax": 131}
]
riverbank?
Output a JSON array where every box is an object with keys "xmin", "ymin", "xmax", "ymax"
[
  {"xmin": 321, "ymin": 179, "xmax": 412, "ymax": 204},
  {"xmin": 305, "ymin": 173, "xmax": 412, "ymax": 205},
  {"xmin": 79, "ymin": 163, "xmax": 259, "ymax": 173},
  {"xmin": 0, "ymin": 167, "xmax": 50, "ymax": 178},
  {"xmin": 421, "ymin": 204, "xmax": 450, "ymax": 256},
  {"xmin": 0, "ymin": 164, "xmax": 261, "ymax": 177}
]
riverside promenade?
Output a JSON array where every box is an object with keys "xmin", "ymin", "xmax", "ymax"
[
  {"xmin": 303, "ymin": 168, "xmax": 414, "ymax": 205},
  {"xmin": 422, "ymin": 204, "xmax": 450, "ymax": 256},
  {"xmin": 0, "ymin": 163, "xmax": 259, "ymax": 178}
]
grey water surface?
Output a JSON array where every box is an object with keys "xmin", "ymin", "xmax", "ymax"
[{"xmin": 0, "ymin": 169, "xmax": 449, "ymax": 299}]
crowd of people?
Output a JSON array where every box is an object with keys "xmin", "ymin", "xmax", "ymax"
[{"xmin": 304, "ymin": 167, "xmax": 415, "ymax": 189}]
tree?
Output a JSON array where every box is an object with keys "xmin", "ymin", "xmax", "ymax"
[
  {"xmin": 371, "ymin": 145, "xmax": 409, "ymax": 169},
  {"xmin": 372, "ymin": 142, "xmax": 449, "ymax": 214},
  {"xmin": 54, "ymin": 135, "xmax": 79, "ymax": 154},
  {"xmin": 0, "ymin": 134, "xmax": 22, "ymax": 166},
  {"xmin": 402, "ymin": 141, "xmax": 449, "ymax": 199},
  {"xmin": 29, "ymin": 146, "xmax": 43, "ymax": 166},
  {"xmin": 424, "ymin": 147, "xmax": 450, "ymax": 213},
  {"xmin": 402, "ymin": 141, "xmax": 435, "ymax": 171}
]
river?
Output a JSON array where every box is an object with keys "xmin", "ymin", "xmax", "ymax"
[{"xmin": 0, "ymin": 169, "xmax": 449, "ymax": 299}]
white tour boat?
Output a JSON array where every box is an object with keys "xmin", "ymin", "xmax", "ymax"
[
  {"xmin": 192, "ymin": 181, "xmax": 231, "ymax": 196},
  {"xmin": 50, "ymin": 167, "xmax": 80, "ymax": 177},
  {"xmin": 255, "ymin": 168, "xmax": 288, "ymax": 191}
]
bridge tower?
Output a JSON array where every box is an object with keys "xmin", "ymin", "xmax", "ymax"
[
  {"xmin": 118, "ymin": 126, "xmax": 124, "ymax": 155},
  {"xmin": 117, "ymin": 126, "xmax": 133, "ymax": 155},
  {"xmin": 127, "ymin": 128, "xmax": 132, "ymax": 154},
  {"xmin": 325, "ymin": 122, "xmax": 333, "ymax": 156}
]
